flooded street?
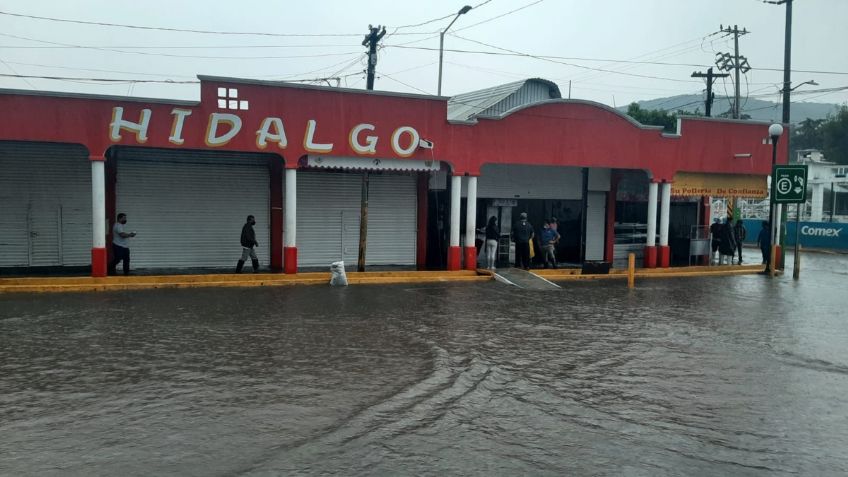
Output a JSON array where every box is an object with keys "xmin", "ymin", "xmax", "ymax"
[{"xmin": 2, "ymin": 254, "xmax": 848, "ymax": 476}]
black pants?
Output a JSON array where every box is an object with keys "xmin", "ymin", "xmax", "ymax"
[
  {"xmin": 515, "ymin": 241, "xmax": 531, "ymax": 269},
  {"xmin": 761, "ymin": 247, "xmax": 770, "ymax": 268},
  {"xmin": 111, "ymin": 244, "xmax": 130, "ymax": 275},
  {"xmin": 737, "ymin": 242, "xmax": 744, "ymax": 263}
]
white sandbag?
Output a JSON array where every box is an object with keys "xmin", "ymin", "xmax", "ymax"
[{"xmin": 330, "ymin": 260, "xmax": 348, "ymax": 286}]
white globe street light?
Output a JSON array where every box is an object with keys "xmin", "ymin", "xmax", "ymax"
[{"xmin": 766, "ymin": 123, "xmax": 784, "ymax": 275}]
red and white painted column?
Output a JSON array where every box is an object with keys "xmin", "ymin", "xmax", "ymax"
[
  {"xmin": 283, "ymin": 168, "xmax": 298, "ymax": 274},
  {"xmin": 463, "ymin": 176, "xmax": 478, "ymax": 270},
  {"xmin": 447, "ymin": 174, "xmax": 462, "ymax": 271},
  {"xmin": 90, "ymin": 155, "xmax": 107, "ymax": 277},
  {"xmin": 643, "ymin": 181, "xmax": 658, "ymax": 268},
  {"xmin": 657, "ymin": 182, "xmax": 672, "ymax": 268}
]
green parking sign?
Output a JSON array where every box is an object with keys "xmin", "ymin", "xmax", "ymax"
[{"xmin": 772, "ymin": 165, "xmax": 807, "ymax": 204}]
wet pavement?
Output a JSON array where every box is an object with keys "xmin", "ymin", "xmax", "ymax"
[{"xmin": 2, "ymin": 253, "xmax": 848, "ymax": 476}]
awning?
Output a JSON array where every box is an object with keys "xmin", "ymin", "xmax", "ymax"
[
  {"xmin": 306, "ymin": 155, "xmax": 441, "ymax": 172},
  {"xmin": 671, "ymin": 172, "xmax": 768, "ymax": 198}
]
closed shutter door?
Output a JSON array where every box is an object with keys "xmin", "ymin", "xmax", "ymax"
[
  {"xmin": 0, "ymin": 142, "xmax": 90, "ymax": 267},
  {"xmin": 115, "ymin": 149, "xmax": 270, "ymax": 269},
  {"xmin": 585, "ymin": 191, "xmax": 606, "ymax": 261},
  {"xmin": 367, "ymin": 174, "xmax": 417, "ymax": 265},
  {"xmin": 477, "ymin": 164, "xmax": 583, "ymax": 200},
  {"xmin": 296, "ymin": 172, "xmax": 361, "ymax": 268}
]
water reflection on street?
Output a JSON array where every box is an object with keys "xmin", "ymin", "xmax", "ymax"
[{"xmin": 2, "ymin": 253, "xmax": 848, "ymax": 476}]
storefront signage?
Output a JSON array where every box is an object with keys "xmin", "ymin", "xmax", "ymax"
[
  {"xmin": 671, "ymin": 172, "xmax": 767, "ymax": 198},
  {"xmin": 108, "ymin": 107, "xmax": 424, "ymax": 157}
]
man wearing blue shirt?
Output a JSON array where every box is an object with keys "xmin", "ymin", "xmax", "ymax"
[{"xmin": 541, "ymin": 219, "xmax": 560, "ymax": 269}]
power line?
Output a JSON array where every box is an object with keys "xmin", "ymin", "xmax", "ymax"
[
  {"xmin": 0, "ymin": 9, "xmax": 427, "ymax": 37},
  {"xmin": 3, "ymin": 60, "xmax": 197, "ymax": 79},
  {"xmin": 388, "ymin": 44, "xmax": 714, "ymax": 68},
  {"xmin": 0, "ymin": 33, "xmax": 361, "ymax": 60},
  {"xmin": 0, "ymin": 73, "xmax": 198, "ymax": 84},
  {"xmin": 443, "ymin": 34, "xmax": 702, "ymax": 83},
  {"xmin": 379, "ymin": 72, "xmax": 431, "ymax": 95},
  {"xmin": 0, "ymin": 56, "xmax": 35, "ymax": 89},
  {"xmin": 452, "ymin": 0, "xmax": 546, "ymax": 33}
]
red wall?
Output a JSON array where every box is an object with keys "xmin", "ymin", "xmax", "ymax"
[{"xmin": 0, "ymin": 80, "xmax": 788, "ymax": 179}]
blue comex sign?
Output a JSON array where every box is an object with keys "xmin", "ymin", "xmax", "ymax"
[
  {"xmin": 741, "ymin": 220, "xmax": 848, "ymax": 250},
  {"xmin": 786, "ymin": 222, "xmax": 848, "ymax": 249}
]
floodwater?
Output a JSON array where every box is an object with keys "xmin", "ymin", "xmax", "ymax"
[{"xmin": 2, "ymin": 254, "xmax": 848, "ymax": 476}]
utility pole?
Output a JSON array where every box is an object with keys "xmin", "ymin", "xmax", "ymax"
[
  {"xmin": 691, "ymin": 67, "xmax": 729, "ymax": 117},
  {"xmin": 357, "ymin": 25, "xmax": 385, "ymax": 272},
  {"xmin": 362, "ymin": 25, "xmax": 386, "ymax": 91},
  {"xmin": 715, "ymin": 25, "xmax": 750, "ymax": 118},
  {"xmin": 764, "ymin": 0, "xmax": 794, "ymax": 270}
]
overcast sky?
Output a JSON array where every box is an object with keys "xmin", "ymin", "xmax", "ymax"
[{"xmin": 0, "ymin": 0, "xmax": 846, "ymax": 113}]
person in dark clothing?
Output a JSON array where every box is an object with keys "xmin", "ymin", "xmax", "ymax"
[
  {"xmin": 110, "ymin": 213, "xmax": 136, "ymax": 275},
  {"xmin": 484, "ymin": 216, "xmax": 499, "ymax": 270},
  {"xmin": 709, "ymin": 218, "xmax": 722, "ymax": 264},
  {"xmin": 757, "ymin": 220, "xmax": 771, "ymax": 271},
  {"xmin": 236, "ymin": 215, "xmax": 260, "ymax": 273},
  {"xmin": 718, "ymin": 218, "xmax": 737, "ymax": 265},
  {"xmin": 733, "ymin": 219, "xmax": 747, "ymax": 264},
  {"xmin": 513, "ymin": 212, "xmax": 534, "ymax": 270}
]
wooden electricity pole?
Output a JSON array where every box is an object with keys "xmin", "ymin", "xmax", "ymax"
[
  {"xmin": 691, "ymin": 68, "xmax": 729, "ymax": 117},
  {"xmin": 358, "ymin": 25, "xmax": 385, "ymax": 271}
]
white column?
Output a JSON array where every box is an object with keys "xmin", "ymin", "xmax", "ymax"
[
  {"xmin": 285, "ymin": 169, "xmax": 297, "ymax": 247},
  {"xmin": 646, "ymin": 182, "xmax": 658, "ymax": 246},
  {"xmin": 811, "ymin": 183, "xmax": 824, "ymax": 222},
  {"xmin": 659, "ymin": 182, "xmax": 671, "ymax": 246},
  {"xmin": 91, "ymin": 160, "xmax": 105, "ymax": 248},
  {"xmin": 450, "ymin": 175, "xmax": 462, "ymax": 247},
  {"xmin": 464, "ymin": 177, "xmax": 477, "ymax": 247}
]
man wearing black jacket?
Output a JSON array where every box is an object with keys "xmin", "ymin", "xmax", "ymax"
[{"xmin": 236, "ymin": 215, "xmax": 260, "ymax": 273}]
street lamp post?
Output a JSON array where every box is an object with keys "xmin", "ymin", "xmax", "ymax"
[
  {"xmin": 437, "ymin": 5, "xmax": 472, "ymax": 96},
  {"xmin": 767, "ymin": 123, "xmax": 783, "ymax": 276}
]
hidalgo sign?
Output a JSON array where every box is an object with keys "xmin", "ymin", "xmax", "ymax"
[{"xmin": 108, "ymin": 107, "xmax": 426, "ymax": 158}]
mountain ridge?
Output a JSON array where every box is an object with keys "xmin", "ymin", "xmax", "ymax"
[{"xmin": 618, "ymin": 94, "xmax": 840, "ymax": 123}]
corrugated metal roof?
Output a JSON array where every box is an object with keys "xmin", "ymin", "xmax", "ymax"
[{"xmin": 447, "ymin": 78, "xmax": 561, "ymax": 121}]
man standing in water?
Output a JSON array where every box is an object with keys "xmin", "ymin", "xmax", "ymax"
[
  {"xmin": 236, "ymin": 215, "xmax": 260, "ymax": 273},
  {"xmin": 513, "ymin": 212, "xmax": 534, "ymax": 270},
  {"xmin": 757, "ymin": 220, "xmax": 771, "ymax": 272}
]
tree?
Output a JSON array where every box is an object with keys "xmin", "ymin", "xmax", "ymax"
[
  {"xmin": 789, "ymin": 105, "xmax": 848, "ymax": 164},
  {"xmin": 821, "ymin": 105, "xmax": 848, "ymax": 164},
  {"xmin": 625, "ymin": 103, "xmax": 677, "ymax": 132},
  {"xmin": 625, "ymin": 103, "xmax": 704, "ymax": 133}
]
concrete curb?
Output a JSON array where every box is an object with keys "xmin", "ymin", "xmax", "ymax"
[{"xmin": 0, "ymin": 270, "xmax": 491, "ymax": 294}]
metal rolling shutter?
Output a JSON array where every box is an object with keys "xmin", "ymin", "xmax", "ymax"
[
  {"xmin": 115, "ymin": 149, "xmax": 270, "ymax": 269},
  {"xmin": 0, "ymin": 142, "xmax": 91, "ymax": 267},
  {"xmin": 367, "ymin": 174, "xmax": 417, "ymax": 265},
  {"xmin": 585, "ymin": 191, "xmax": 606, "ymax": 261},
  {"xmin": 294, "ymin": 172, "xmax": 417, "ymax": 268},
  {"xmin": 476, "ymin": 164, "xmax": 583, "ymax": 200},
  {"xmin": 296, "ymin": 172, "xmax": 361, "ymax": 268}
]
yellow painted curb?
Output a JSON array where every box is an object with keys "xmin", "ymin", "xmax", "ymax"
[
  {"xmin": 535, "ymin": 264, "xmax": 765, "ymax": 282},
  {"xmin": 0, "ymin": 270, "xmax": 493, "ymax": 294}
]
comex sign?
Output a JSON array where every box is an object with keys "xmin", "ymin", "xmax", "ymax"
[
  {"xmin": 784, "ymin": 222, "xmax": 848, "ymax": 250},
  {"xmin": 801, "ymin": 225, "xmax": 842, "ymax": 238}
]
